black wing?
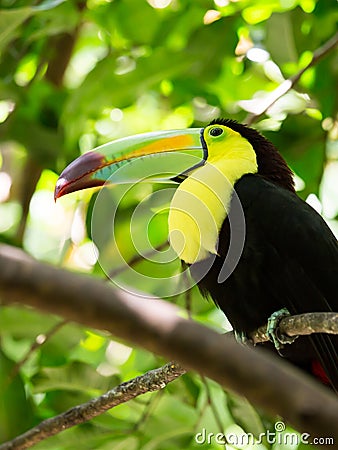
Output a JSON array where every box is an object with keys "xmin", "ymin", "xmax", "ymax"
[{"xmin": 238, "ymin": 174, "xmax": 338, "ymax": 390}]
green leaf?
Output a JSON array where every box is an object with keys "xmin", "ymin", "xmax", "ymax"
[
  {"xmin": 64, "ymin": 47, "xmax": 194, "ymax": 128},
  {"xmin": 242, "ymin": 4, "xmax": 273, "ymax": 24},
  {"xmin": 266, "ymin": 115, "xmax": 325, "ymax": 197},
  {"xmin": 32, "ymin": 0, "xmax": 66, "ymax": 12},
  {"xmin": 63, "ymin": 17, "xmax": 236, "ymax": 146},
  {"xmin": 0, "ymin": 7, "xmax": 32, "ymax": 52},
  {"xmin": 312, "ymin": 55, "xmax": 338, "ymax": 118},
  {"xmin": 32, "ymin": 361, "xmax": 118, "ymax": 393},
  {"xmin": 0, "ymin": 0, "xmax": 66, "ymax": 53},
  {"xmin": 0, "ymin": 350, "xmax": 35, "ymax": 440},
  {"xmin": 266, "ymin": 13, "xmax": 298, "ymax": 64},
  {"xmin": 227, "ymin": 392, "xmax": 266, "ymax": 437},
  {"xmin": 0, "ymin": 305, "xmax": 59, "ymax": 339},
  {"xmin": 114, "ymin": 0, "xmax": 160, "ymax": 45}
]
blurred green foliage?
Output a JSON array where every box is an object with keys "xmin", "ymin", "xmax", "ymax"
[{"xmin": 0, "ymin": 0, "xmax": 337, "ymax": 448}]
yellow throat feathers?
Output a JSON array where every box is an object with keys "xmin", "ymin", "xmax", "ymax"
[{"xmin": 168, "ymin": 126, "xmax": 258, "ymax": 264}]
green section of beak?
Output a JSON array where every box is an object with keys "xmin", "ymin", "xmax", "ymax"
[{"xmin": 55, "ymin": 128, "xmax": 205, "ymax": 199}]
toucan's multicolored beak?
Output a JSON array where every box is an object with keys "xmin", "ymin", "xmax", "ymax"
[{"xmin": 54, "ymin": 128, "xmax": 206, "ymax": 200}]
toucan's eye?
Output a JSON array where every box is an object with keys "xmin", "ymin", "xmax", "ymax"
[{"xmin": 209, "ymin": 127, "xmax": 223, "ymax": 137}]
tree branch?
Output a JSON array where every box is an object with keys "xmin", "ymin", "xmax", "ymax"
[
  {"xmin": 0, "ymin": 244, "xmax": 337, "ymax": 448},
  {"xmin": 0, "ymin": 362, "xmax": 185, "ymax": 450},
  {"xmin": 2, "ymin": 311, "xmax": 335, "ymax": 449},
  {"xmin": 251, "ymin": 312, "xmax": 338, "ymax": 345},
  {"xmin": 245, "ymin": 31, "xmax": 338, "ymax": 125}
]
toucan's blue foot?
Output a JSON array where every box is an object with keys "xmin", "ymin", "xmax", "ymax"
[
  {"xmin": 234, "ymin": 329, "xmax": 252, "ymax": 346},
  {"xmin": 267, "ymin": 307, "xmax": 298, "ymax": 354}
]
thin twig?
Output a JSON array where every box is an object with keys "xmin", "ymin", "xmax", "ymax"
[
  {"xmin": 0, "ymin": 362, "xmax": 186, "ymax": 450},
  {"xmin": 245, "ymin": 31, "xmax": 338, "ymax": 125},
  {"xmin": 7, "ymin": 320, "xmax": 68, "ymax": 385}
]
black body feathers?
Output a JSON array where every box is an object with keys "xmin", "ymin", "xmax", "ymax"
[{"xmin": 193, "ymin": 120, "xmax": 338, "ymax": 391}]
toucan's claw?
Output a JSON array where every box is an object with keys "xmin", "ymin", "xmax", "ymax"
[
  {"xmin": 234, "ymin": 329, "xmax": 253, "ymax": 346},
  {"xmin": 267, "ymin": 307, "xmax": 298, "ymax": 354}
]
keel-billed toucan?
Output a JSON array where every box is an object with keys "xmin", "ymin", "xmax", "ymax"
[{"xmin": 55, "ymin": 119, "xmax": 338, "ymax": 391}]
